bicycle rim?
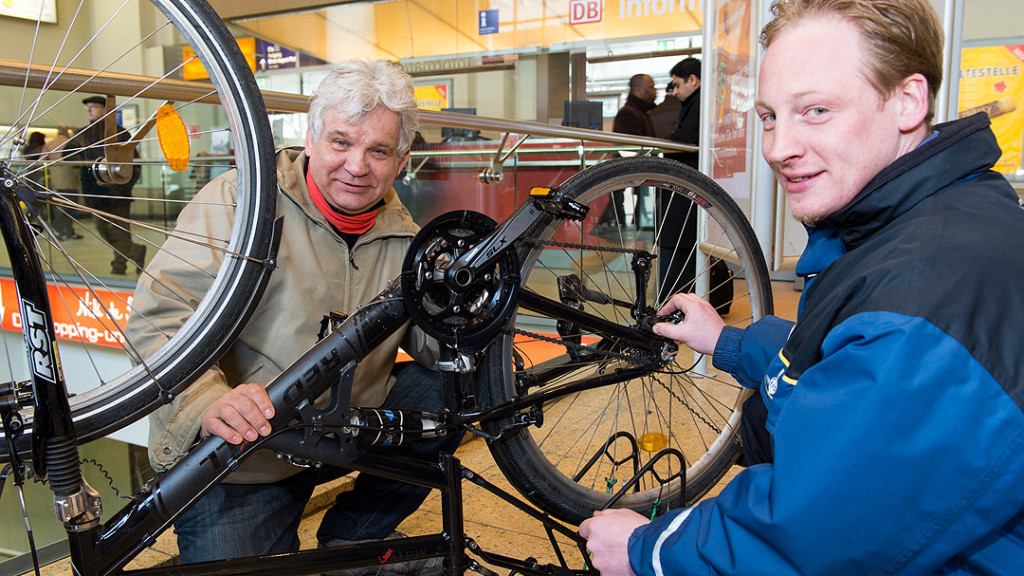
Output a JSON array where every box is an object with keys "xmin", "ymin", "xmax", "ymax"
[
  {"xmin": 484, "ymin": 156, "xmax": 772, "ymax": 524},
  {"xmin": 0, "ymin": 0, "xmax": 277, "ymax": 461}
]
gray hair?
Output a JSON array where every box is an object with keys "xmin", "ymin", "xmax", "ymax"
[{"xmin": 307, "ymin": 60, "xmax": 419, "ymax": 155}]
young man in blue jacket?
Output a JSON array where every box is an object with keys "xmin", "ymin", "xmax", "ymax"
[{"xmin": 579, "ymin": 0, "xmax": 1024, "ymax": 574}]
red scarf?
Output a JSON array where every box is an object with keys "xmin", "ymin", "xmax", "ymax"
[{"xmin": 306, "ymin": 170, "xmax": 379, "ymax": 235}]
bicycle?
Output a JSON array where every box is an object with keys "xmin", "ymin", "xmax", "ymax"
[{"xmin": 0, "ymin": 2, "xmax": 772, "ymax": 574}]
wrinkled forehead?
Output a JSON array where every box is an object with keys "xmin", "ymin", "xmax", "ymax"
[{"xmin": 320, "ymin": 105, "xmax": 402, "ymax": 146}]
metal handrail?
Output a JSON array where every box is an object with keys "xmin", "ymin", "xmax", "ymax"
[{"xmin": 0, "ymin": 59, "xmax": 697, "ymax": 155}]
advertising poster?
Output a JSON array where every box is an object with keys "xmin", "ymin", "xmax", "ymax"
[
  {"xmin": 709, "ymin": 0, "xmax": 754, "ymax": 185},
  {"xmin": 959, "ymin": 46, "xmax": 1024, "ymax": 174},
  {"xmin": 415, "ymin": 83, "xmax": 450, "ymax": 110},
  {"xmin": 0, "ymin": 278, "xmax": 135, "ymax": 349}
]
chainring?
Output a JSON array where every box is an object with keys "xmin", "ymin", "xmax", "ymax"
[{"xmin": 401, "ymin": 210, "xmax": 520, "ymax": 348}]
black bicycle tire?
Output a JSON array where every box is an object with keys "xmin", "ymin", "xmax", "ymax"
[
  {"xmin": 482, "ymin": 156, "xmax": 773, "ymax": 524},
  {"xmin": 0, "ymin": 0, "xmax": 277, "ymax": 461}
]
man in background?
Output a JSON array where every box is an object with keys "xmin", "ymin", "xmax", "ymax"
[
  {"xmin": 45, "ymin": 125, "xmax": 84, "ymax": 240},
  {"xmin": 649, "ymin": 81, "xmax": 681, "ymax": 140},
  {"xmin": 666, "ymin": 57, "xmax": 701, "ymax": 169},
  {"xmin": 598, "ymin": 73, "xmax": 658, "ymax": 230},
  {"xmin": 77, "ymin": 95, "xmax": 144, "ymax": 274}
]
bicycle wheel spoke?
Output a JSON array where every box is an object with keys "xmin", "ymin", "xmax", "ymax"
[
  {"xmin": 0, "ymin": 0, "xmax": 277, "ymax": 467},
  {"xmin": 484, "ymin": 157, "xmax": 772, "ymax": 523}
]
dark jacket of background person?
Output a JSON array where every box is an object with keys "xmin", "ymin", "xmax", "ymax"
[
  {"xmin": 649, "ymin": 90, "xmax": 682, "ymax": 140},
  {"xmin": 612, "ymin": 93, "xmax": 656, "ymax": 137},
  {"xmin": 666, "ymin": 87, "xmax": 700, "ymax": 169},
  {"xmin": 74, "ymin": 121, "xmax": 139, "ymax": 210}
]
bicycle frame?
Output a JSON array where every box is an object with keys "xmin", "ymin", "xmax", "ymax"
[{"xmin": 1, "ymin": 181, "xmax": 677, "ymax": 576}]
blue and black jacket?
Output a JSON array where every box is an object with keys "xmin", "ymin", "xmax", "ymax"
[{"xmin": 628, "ymin": 113, "xmax": 1024, "ymax": 575}]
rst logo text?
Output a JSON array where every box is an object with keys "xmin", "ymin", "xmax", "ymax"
[{"xmin": 23, "ymin": 301, "xmax": 55, "ymax": 382}]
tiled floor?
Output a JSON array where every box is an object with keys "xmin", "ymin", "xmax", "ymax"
[{"xmin": 32, "ymin": 281, "xmax": 801, "ymax": 576}]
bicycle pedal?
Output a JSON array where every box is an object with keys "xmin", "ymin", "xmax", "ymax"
[{"xmin": 530, "ymin": 187, "xmax": 588, "ymax": 221}]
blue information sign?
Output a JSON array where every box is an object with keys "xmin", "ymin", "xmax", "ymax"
[{"xmin": 479, "ymin": 9, "xmax": 499, "ymax": 35}]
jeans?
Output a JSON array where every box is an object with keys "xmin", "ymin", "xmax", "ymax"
[{"xmin": 174, "ymin": 362, "xmax": 459, "ymax": 563}]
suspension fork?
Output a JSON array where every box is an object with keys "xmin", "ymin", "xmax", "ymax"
[{"xmin": 0, "ymin": 172, "xmax": 102, "ymax": 529}]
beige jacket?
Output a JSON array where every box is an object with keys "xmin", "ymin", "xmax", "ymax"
[
  {"xmin": 44, "ymin": 132, "xmax": 80, "ymax": 190},
  {"xmin": 127, "ymin": 148, "xmax": 435, "ymax": 482}
]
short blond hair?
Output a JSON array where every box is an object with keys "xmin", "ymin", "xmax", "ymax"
[{"xmin": 760, "ymin": 0, "xmax": 943, "ymax": 126}]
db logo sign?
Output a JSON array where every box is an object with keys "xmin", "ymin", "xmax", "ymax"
[{"xmin": 569, "ymin": 0, "xmax": 602, "ymax": 24}]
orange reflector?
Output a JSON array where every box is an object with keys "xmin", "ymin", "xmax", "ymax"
[
  {"xmin": 530, "ymin": 187, "xmax": 552, "ymax": 197},
  {"xmin": 638, "ymin": 433, "xmax": 669, "ymax": 453},
  {"xmin": 156, "ymin": 104, "xmax": 190, "ymax": 171}
]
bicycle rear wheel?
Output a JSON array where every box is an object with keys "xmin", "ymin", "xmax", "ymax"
[
  {"xmin": 0, "ymin": 0, "xmax": 276, "ymax": 461},
  {"xmin": 483, "ymin": 156, "xmax": 772, "ymax": 524}
]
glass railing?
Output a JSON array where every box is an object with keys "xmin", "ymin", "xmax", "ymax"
[
  {"xmin": 2, "ymin": 87, "xmax": 696, "ymax": 287},
  {"xmin": 1, "ymin": 156, "xmax": 236, "ymax": 288}
]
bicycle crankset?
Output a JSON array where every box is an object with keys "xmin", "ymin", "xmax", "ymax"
[{"xmin": 402, "ymin": 210, "xmax": 520, "ymax": 348}]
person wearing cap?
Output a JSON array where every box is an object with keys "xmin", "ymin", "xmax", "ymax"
[
  {"xmin": 580, "ymin": 0, "xmax": 1024, "ymax": 574},
  {"xmin": 76, "ymin": 95, "xmax": 145, "ymax": 274}
]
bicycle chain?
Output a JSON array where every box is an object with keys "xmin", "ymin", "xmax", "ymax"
[
  {"xmin": 512, "ymin": 325, "xmax": 722, "ymax": 435},
  {"xmin": 516, "ymin": 234, "xmax": 649, "ymax": 366},
  {"xmin": 510, "ymin": 327, "xmax": 647, "ymax": 365},
  {"xmin": 517, "ymin": 236, "xmax": 724, "ymax": 435},
  {"xmin": 654, "ymin": 377, "xmax": 723, "ymax": 435}
]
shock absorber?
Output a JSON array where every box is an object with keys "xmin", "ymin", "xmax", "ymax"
[
  {"xmin": 350, "ymin": 409, "xmax": 441, "ymax": 447},
  {"xmin": 0, "ymin": 171, "xmax": 101, "ymax": 531}
]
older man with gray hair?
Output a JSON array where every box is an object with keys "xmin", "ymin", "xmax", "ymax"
[{"xmin": 127, "ymin": 60, "xmax": 447, "ymax": 571}]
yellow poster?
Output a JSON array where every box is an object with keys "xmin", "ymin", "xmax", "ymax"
[
  {"xmin": 959, "ymin": 46, "xmax": 1024, "ymax": 174},
  {"xmin": 415, "ymin": 84, "xmax": 449, "ymax": 110}
]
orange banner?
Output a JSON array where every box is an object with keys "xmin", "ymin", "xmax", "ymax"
[
  {"xmin": 183, "ymin": 37, "xmax": 258, "ymax": 81},
  {"xmin": 710, "ymin": 0, "xmax": 753, "ymax": 181},
  {"xmin": 0, "ymin": 278, "xmax": 135, "ymax": 349}
]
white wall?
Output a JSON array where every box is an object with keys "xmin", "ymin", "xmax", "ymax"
[{"xmin": 963, "ymin": 0, "xmax": 1024, "ymax": 43}]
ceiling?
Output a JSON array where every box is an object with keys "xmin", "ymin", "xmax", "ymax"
[{"xmin": 208, "ymin": 0, "xmax": 373, "ymax": 22}]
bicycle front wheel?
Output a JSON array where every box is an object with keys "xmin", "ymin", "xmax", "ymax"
[
  {"xmin": 0, "ymin": 0, "xmax": 276, "ymax": 461},
  {"xmin": 483, "ymin": 156, "xmax": 772, "ymax": 524}
]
